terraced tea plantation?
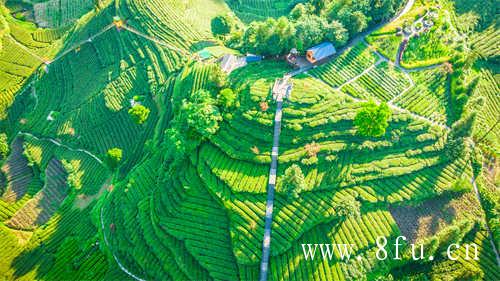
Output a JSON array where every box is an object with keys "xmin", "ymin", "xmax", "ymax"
[{"xmin": 0, "ymin": 0, "xmax": 498, "ymax": 280}]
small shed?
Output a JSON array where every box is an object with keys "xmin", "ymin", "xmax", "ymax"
[{"xmin": 306, "ymin": 42, "xmax": 336, "ymax": 64}]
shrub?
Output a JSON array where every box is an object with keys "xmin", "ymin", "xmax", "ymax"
[{"xmin": 128, "ymin": 104, "xmax": 150, "ymax": 124}]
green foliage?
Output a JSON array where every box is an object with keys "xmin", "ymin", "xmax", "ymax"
[
  {"xmin": 282, "ymin": 164, "xmax": 306, "ymax": 199},
  {"xmin": 0, "ymin": 133, "xmax": 8, "ymax": 159},
  {"xmin": 218, "ymin": 88, "xmax": 237, "ymax": 109},
  {"xmin": 327, "ymin": 0, "xmax": 399, "ymax": 36},
  {"xmin": 128, "ymin": 104, "xmax": 151, "ymax": 125},
  {"xmin": 182, "ymin": 89, "xmax": 222, "ymax": 137},
  {"xmin": 294, "ymin": 15, "xmax": 330, "ymax": 49},
  {"xmin": 211, "ymin": 15, "xmax": 233, "ymax": 35},
  {"xmin": 237, "ymin": 16, "xmax": 297, "ymax": 55},
  {"xmin": 105, "ymin": 148, "xmax": 122, "ymax": 169},
  {"xmin": 167, "ymin": 89, "xmax": 222, "ymax": 161},
  {"xmin": 209, "ymin": 65, "xmax": 228, "ymax": 89},
  {"xmin": 451, "ymin": 112, "xmax": 476, "ymax": 139},
  {"xmin": 333, "ymin": 195, "xmax": 361, "ymax": 218},
  {"xmin": 354, "ymin": 101, "xmax": 391, "ymax": 137},
  {"xmin": 289, "ymin": 3, "xmax": 310, "ymax": 20},
  {"xmin": 231, "ymin": 12, "xmax": 349, "ymax": 55}
]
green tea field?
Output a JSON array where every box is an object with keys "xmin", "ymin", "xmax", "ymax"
[{"xmin": 0, "ymin": 0, "xmax": 498, "ymax": 280}]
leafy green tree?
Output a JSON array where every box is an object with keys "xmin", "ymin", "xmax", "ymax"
[
  {"xmin": 309, "ymin": 0, "xmax": 328, "ymax": 13},
  {"xmin": 282, "ymin": 164, "xmax": 306, "ymax": 199},
  {"xmin": 218, "ymin": 88, "xmax": 236, "ymax": 109},
  {"xmin": 325, "ymin": 20, "xmax": 348, "ymax": 46},
  {"xmin": 211, "ymin": 15, "xmax": 233, "ymax": 35},
  {"xmin": 0, "ymin": 133, "xmax": 8, "ymax": 159},
  {"xmin": 209, "ymin": 65, "xmax": 228, "ymax": 89},
  {"xmin": 128, "ymin": 104, "xmax": 150, "ymax": 124},
  {"xmin": 333, "ymin": 195, "xmax": 361, "ymax": 218},
  {"xmin": 354, "ymin": 101, "xmax": 391, "ymax": 137},
  {"xmin": 240, "ymin": 17, "xmax": 296, "ymax": 55},
  {"xmin": 290, "ymin": 3, "xmax": 307, "ymax": 20},
  {"xmin": 338, "ymin": 9, "xmax": 368, "ymax": 36},
  {"xmin": 295, "ymin": 15, "xmax": 328, "ymax": 50},
  {"xmin": 370, "ymin": 0, "xmax": 396, "ymax": 22},
  {"xmin": 105, "ymin": 148, "xmax": 122, "ymax": 169},
  {"xmin": 449, "ymin": 178, "xmax": 472, "ymax": 193},
  {"xmin": 182, "ymin": 89, "xmax": 222, "ymax": 137}
]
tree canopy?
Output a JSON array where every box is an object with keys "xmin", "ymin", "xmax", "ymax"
[
  {"xmin": 282, "ymin": 164, "xmax": 306, "ymax": 199},
  {"xmin": 354, "ymin": 101, "xmax": 391, "ymax": 137},
  {"xmin": 229, "ymin": 0, "xmax": 401, "ymax": 55},
  {"xmin": 218, "ymin": 88, "xmax": 237, "ymax": 109},
  {"xmin": 183, "ymin": 89, "xmax": 222, "ymax": 137},
  {"xmin": 167, "ymin": 89, "xmax": 223, "ymax": 161},
  {"xmin": 211, "ymin": 15, "xmax": 234, "ymax": 36},
  {"xmin": 105, "ymin": 148, "xmax": 123, "ymax": 169},
  {"xmin": 128, "ymin": 104, "xmax": 150, "ymax": 124},
  {"xmin": 333, "ymin": 195, "xmax": 361, "ymax": 218}
]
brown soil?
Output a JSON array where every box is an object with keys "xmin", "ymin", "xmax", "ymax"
[{"xmin": 389, "ymin": 191, "xmax": 484, "ymax": 243}]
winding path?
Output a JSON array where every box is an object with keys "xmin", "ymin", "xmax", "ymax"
[
  {"xmin": 100, "ymin": 199, "xmax": 146, "ymax": 281},
  {"xmin": 17, "ymin": 132, "xmax": 103, "ymax": 164},
  {"xmin": 17, "ymin": 131, "xmax": 146, "ymax": 280}
]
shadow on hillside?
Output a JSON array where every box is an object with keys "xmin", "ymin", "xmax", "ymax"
[
  {"xmin": 453, "ymin": 0, "xmax": 497, "ymax": 31},
  {"xmin": 389, "ymin": 191, "xmax": 461, "ymax": 243}
]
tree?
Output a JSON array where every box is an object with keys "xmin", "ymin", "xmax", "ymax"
[
  {"xmin": 333, "ymin": 195, "xmax": 361, "ymax": 218},
  {"xmin": 282, "ymin": 164, "xmax": 306, "ymax": 199},
  {"xmin": 105, "ymin": 148, "xmax": 122, "ymax": 169},
  {"xmin": 209, "ymin": 65, "xmax": 228, "ymax": 89},
  {"xmin": 218, "ymin": 88, "xmax": 236, "ymax": 109},
  {"xmin": 182, "ymin": 89, "xmax": 222, "ymax": 137},
  {"xmin": 0, "ymin": 170, "xmax": 6, "ymax": 194},
  {"xmin": 347, "ymin": 10, "xmax": 368, "ymax": 35},
  {"xmin": 211, "ymin": 15, "xmax": 233, "ymax": 36},
  {"xmin": 310, "ymin": 0, "xmax": 328, "ymax": 13},
  {"xmin": 370, "ymin": 0, "xmax": 396, "ymax": 22},
  {"xmin": 239, "ymin": 17, "xmax": 295, "ymax": 55},
  {"xmin": 325, "ymin": 20, "xmax": 348, "ymax": 46},
  {"xmin": 354, "ymin": 101, "xmax": 391, "ymax": 137},
  {"xmin": 128, "ymin": 104, "xmax": 150, "ymax": 124},
  {"xmin": 290, "ymin": 3, "xmax": 307, "ymax": 20},
  {"xmin": 295, "ymin": 15, "xmax": 327, "ymax": 50},
  {"xmin": 0, "ymin": 133, "xmax": 8, "ymax": 159}
]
